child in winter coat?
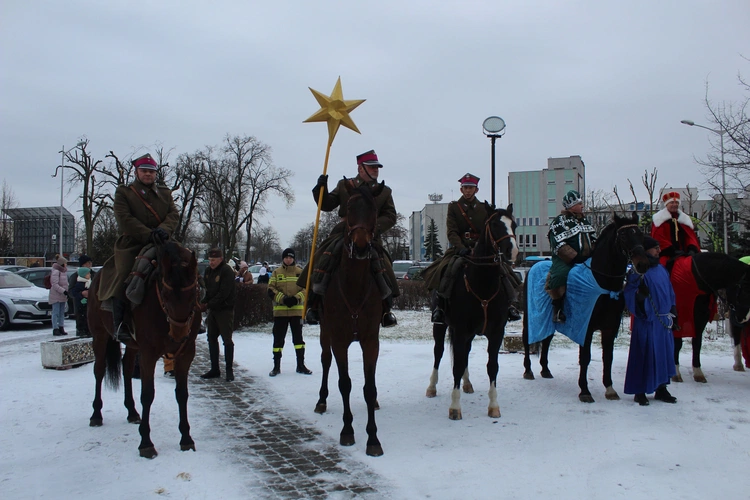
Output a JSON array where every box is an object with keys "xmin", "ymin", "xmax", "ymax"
[{"xmin": 70, "ymin": 267, "xmax": 91, "ymax": 337}]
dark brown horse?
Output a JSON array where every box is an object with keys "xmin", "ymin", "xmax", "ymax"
[
  {"xmin": 88, "ymin": 241, "xmax": 201, "ymax": 458},
  {"xmin": 313, "ymin": 183, "xmax": 384, "ymax": 457}
]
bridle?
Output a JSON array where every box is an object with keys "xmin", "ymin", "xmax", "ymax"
[
  {"xmin": 156, "ymin": 274, "xmax": 200, "ymax": 358},
  {"xmin": 465, "ymin": 212, "xmax": 515, "ymax": 266},
  {"xmin": 345, "ymin": 192, "xmax": 376, "ymax": 258},
  {"xmin": 584, "ymin": 223, "xmax": 644, "ymax": 279}
]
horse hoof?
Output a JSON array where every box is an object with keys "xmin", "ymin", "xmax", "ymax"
[
  {"xmin": 340, "ymin": 434, "xmax": 355, "ymax": 447},
  {"xmin": 579, "ymin": 394, "xmax": 595, "ymax": 403},
  {"xmin": 462, "ymin": 383, "xmax": 474, "ymax": 394},
  {"xmin": 488, "ymin": 407, "xmax": 501, "ymax": 418},
  {"xmin": 180, "ymin": 444, "xmax": 196, "ymax": 452},
  {"xmin": 139, "ymin": 447, "xmax": 158, "ymax": 459},
  {"xmin": 733, "ymin": 364, "xmax": 745, "ymax": 372},
  {"xmin": 366, "ymin": 445, "xmax": 384, "ymax": 457},
  {"xmin": 425, "ymin": 388, "xmax": 437, "ymax": 398},
  {"xmin": 314, "ymin": 403, "xmax": 327, "ymax": 414},
  {"xmin": 605, "ymin": 392, "xmax": 620, "ymax": 401},
  {"xmin": 128, "ymin": 416, "xmax": 141, "ymax": 424},
  {"xmin": 374, "ymin": 400, "xmax": 380, "ymax": 411},
  {"xmin": 541, "ymin": 370, "xmax": 554, "ymax": 379},
  {"xmin": 672, "ymin": 375, "xmax": 683, "ymax": 383},
  {"xmin": 448, "ymin": 409, "xmax": 462, "ymax": 420},
  {"xmin": 523, "ymin": 371, "xmax": 535, "ymax": 380},
  {"xmin": 89, "ymin": 418, "xmax": 103, "ymax": 427},
  {"xmin": 694, "ymin": 375, "xmax": 707, "ymax": 383}
]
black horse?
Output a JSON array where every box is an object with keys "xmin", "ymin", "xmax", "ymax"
[
  {"xmin": 440, "ymin": 204, "xmax": 517, "ymax": 420},
  {"xmin": 671, "ymin": 252, "xmax": 750, "ymax": 383},
  {"xmin": 523, "ymin": 213, "xmax": 649, "ymax": 400},
  {"xmin": 728, "ymin": 320, "xmax": 750, "ymax": 372}
]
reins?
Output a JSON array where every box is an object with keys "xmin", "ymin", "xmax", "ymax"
[
  {"xmin": 585, "ymin": 223, "xmax": 642, "ymax": 280},
  {"xmin": 156, "ymin": 277, "xmax": 200, "ymax": 358}
]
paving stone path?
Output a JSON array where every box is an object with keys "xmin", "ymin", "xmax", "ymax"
[{"xmin": 190, "ymin": 344, "xmax": 388, "ymax": 499}]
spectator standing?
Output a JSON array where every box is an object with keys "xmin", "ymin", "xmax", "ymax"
[
  {"xmin": 623, "ymin": 236, "xmax": 678, "ymax": 406},
  {"xmin": 236, "ymin": 261, "xmax": 253, "ymax": 284},
  {"xmin": 199, "ymin": 248, "xmax": 237, "ymax": 382},
  {"xmin": 267, "ymin": 248, "xmax": 310, "ymax": 376},
  {"xmin": 257, "ymin": 261, "xmax": 270, "ymax": 284},
  {"xmin": 69, "ymin": 267, "xmax": 92, "ymax": 337},
  {"xmin": 68, "ymin": 254, "xmax": 93, "ymax": 336},
  {"xmin": 49, "ymin": 256, "xmax": 69, "ymax": 336}
]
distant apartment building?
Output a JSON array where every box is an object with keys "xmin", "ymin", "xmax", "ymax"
[
  {"xmin": 508, "ymin": 155, "xmax": 586, "ymax": 258},
  {"xmin": 409, "ymin": 202, "xmax": 449, "ymax": 262}
]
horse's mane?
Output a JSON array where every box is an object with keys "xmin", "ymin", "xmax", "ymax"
[
  {"xmin": 596, "ymin": 213, "xmax": 638, "ymax": 247},
  {"xmin": 162, "ymin": 241, "xmax": 187, "ymax": 299}
]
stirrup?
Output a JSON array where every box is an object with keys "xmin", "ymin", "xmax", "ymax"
[
  {"xmin": 381, "ymin": 312, "xmax": 397, "ymax": 328},
  {"xmin": 552, "ymin": 308, "xmax": 566, "ymax": 323},
  {"xmin": 507, "ymin": 306, "xmax": 522, "ymax": 322},
  {"xmin": 115, "ymin": 323, "xmax": 133, "ymax": 343},
  {"xmin": 305, "ymin": 308, "xmax": 320, "ymax": 325},
  {"xmin": 431, "ymin": 308, "xmax": 445, "ymax": 324}
]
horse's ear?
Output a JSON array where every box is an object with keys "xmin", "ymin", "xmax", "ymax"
[
  {"xmin": 506, "ymin": 203, "xmax": 514, "ymax": 216},
  {"xmin": 372, "ymin": 181, "xmax": 385, "ymax": 197},
  {"xmin": 613, "ymin": 212, "xmax": 622, "ymax": 225},
  {"xmin": 632, "ymin": 211, "xmax": 639, "ymax": 224}
]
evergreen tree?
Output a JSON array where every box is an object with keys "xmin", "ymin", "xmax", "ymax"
[{"xmin": 424, "ymin": 219, "xmax": 443, "ymax": 260}]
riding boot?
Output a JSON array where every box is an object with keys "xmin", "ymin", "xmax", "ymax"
[
  {"xmin": 507, "ymin": 305, "xmax": 522, "ymax": 322},
  {"xmin": 269, "ymin": 351, "xmax": 281, "ymax": 377},
  {"xmin": 200, "ymin": 338, "xmax": 221, "ymax": 379},
  {"xmin": 654, "ymin": 384, "xmax": 677, "ymax": 403},
  {"xmin": 295, "ymin": 348, "xmax": 312, "ymax": 375},
  {"xmin": 53, "ymin": 328, "xmax": 63, "ymax": 336},
  {"xmin": 634, "ymin": 393, "xmax": 649, "ymax": 406},
  {"xmin": 305, "ymin": 293, "xmax": 321, "ymax": 325},
  {"xmin": 381, "ymin": 295, "xmax": 397, "ymax": 328},
  {"xmin": 431, "ymin": 296, "xmax": 446, "ymax": 324},
  {"xmin": 551, "ymin": 296, "xmax": 566, "ymax": 323},
  {"xmin": 112, "ymin": 296, "xmax": 133, "ymax": 343},
  {"xmin": 225, "ymin": 344, "xmax": 235, "ymax": 382}
]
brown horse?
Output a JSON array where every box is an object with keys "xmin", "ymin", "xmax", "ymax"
[
  {"xmin": 88, "ymin": 241, "xmax": 201, "ymax": 458},
  {"xmin": 313, "ymin": 183, "xmax": 384, "ymax": 457}
]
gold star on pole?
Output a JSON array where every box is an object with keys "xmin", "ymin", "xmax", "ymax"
[{"xmin": 304, "ymin": 77, "xmax": 365, "ymax": 144}]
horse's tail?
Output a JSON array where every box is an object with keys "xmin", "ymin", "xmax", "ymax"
[{"xmin": 104, "ymin": 337, "xmax": 122, "ymax": 391}]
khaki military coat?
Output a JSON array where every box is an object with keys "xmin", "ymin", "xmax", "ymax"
[
  {"xmin": 446, "ymin": 196, "xmax": 489, "ymax": 252},
  {"xmin": 98, "ymin": 179, "xmax": 179, "ymax": 301}
]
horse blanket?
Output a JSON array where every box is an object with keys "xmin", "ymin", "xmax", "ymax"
[
  {"xmin": 670, "ymin": 256, "xmax": 717, "ymax": 339},
  {"xmin": 527, "ymin": 259, "xmax": 615, "ymax": 345}
]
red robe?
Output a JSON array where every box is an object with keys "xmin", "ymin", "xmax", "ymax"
[{"xmin": 651, "ymin": 207, "xmax": 701, "ymax": 267}]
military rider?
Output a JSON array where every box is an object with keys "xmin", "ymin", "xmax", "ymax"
[
  {"xmin": 299, "ymin": 149, "xmax": 399, "ymax": 327},
  {"xmin": 546, "ymin": 190, "xmax": 596, "ymax": 323},
  {"xmin": 427, "ymin": 173, "xmax": 522, "ymax": 324},
  {"xmin": 98, "ymin": 153, "xmax": 179, "ymax": 342}
]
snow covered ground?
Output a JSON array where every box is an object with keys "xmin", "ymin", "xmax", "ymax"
[{"xmin": 1, "ymin": 312, "xmax": 748, "ymax": 499}]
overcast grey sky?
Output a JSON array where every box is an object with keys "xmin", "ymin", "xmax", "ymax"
[{"xmin": 2, "ymin": 0, "xmax": 748, "ymax": 247}]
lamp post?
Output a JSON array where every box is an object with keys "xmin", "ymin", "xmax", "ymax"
[
  {"xmin": 680, "ymin": 120, "xmax": 727, "ymax": 253},
  {"xmin": 52, "ymin": 142, "xmax": 85, "ymax": 257},
  {"xmin": 482, "ymin": 116, "xmax": 506, "ymax": 206}
]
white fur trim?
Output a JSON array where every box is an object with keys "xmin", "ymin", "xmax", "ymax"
[{"xmin": 652, "ymin": 208, "xmax": 693, "ymax": 229}]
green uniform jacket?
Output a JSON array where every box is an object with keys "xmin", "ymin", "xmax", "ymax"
[
  {"xmin": 268, "ymin": 263, "xmax": 305, "ymax": 317},
  {"xmin": 203, "ymin": 261, "xmax": 237, "ymax": 312},
  {"xmin": 446, "ymin": 196, "xmax": 488, "ymax": 252},
  {"xmin": 313, "ymin": 175, "xmax": 397, "ymax": 241},
  {"xmin": 546, "ymin": 211, "xmax": 596, "ymax": 290},
  {"xmin": 98, "ymin": 179, "xmax": 179, "ymax": 301}
]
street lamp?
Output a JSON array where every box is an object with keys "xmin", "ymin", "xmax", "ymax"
[
  {"xmin": 680, "ymin": 119, "xmax": 727, "ymax": 253},
  {"xmin": 482, "ymin": 116, "xmax": 506, "ymax": 206},
  {"xmin": 52, "ymin": 142, "xmax": 85, "ymax": 257}
]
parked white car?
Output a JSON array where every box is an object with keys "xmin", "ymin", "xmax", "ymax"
[{"xmin": 0, "ymin": 270, "xmax": 62, "ymax": 330}]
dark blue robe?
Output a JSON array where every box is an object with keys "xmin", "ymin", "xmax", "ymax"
[{"xmin": 623, "ymin": 264, "xmax": 676, "ymax": 395}]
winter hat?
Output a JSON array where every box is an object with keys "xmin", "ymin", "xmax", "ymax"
[
  {"xmin": 282, "ymin": 248, "xmax": 295, "ymax": 260},
  {"xmin": 562, "ymin": 190, "xmax": 583, "ymax": 210},
  {"xmin": 643, "ymin": 236, "xmax": 659, "ymax": 251},
  {"xmin": 78, "ymin": 254, "xmax": 92, "ymax": 267},
  {"xmin": 57, "ymin": 256, "xmax": 68, "ymax": 266},
  {"xmin": 662, "ymin": 191, "xmax": 681, "ymax": 206},
  {"xmin": 239, "ymin": 260, "xmax": 248, "ymax": 269},
  {"xmin": 78, "ymin": 267, "xmax": 91, "ymax": 278}
]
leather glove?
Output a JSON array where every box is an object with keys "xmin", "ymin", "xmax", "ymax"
[
  {"xmin": 150, "ymin": 227, "xmax": 169, "ymax": 245},
  {"xmin": 316, "ymin": 174, "xmax": 328, "ymax": 189},
  {"xmin": 458, "ymin": 248, "xmax": 471, "ymax": 257},
  {"xmin": 283, "ymin": 296, "xmax": 298, "ymax": 307}
]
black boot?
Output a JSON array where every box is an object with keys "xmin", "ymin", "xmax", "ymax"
[
  {"xmin": 551, "ymin": 297, "xmax": 566, "ymax": 323},
  {"xmin": 296, "ymin": 348, "xmax": 312, "ymax": 375},
  {"xmin": 53, "ymin": 328, "xmax": 63, "ymax": 336},
  {"xmin": 59, "ymin": 326, "xmax": 68, "ymax": 336},
  {"xmin": 225, "ymin": 344, "xmax": 235, "ymax": 382},
  {"xmin": 654, "ymin": 384, "xmax": 677, "ymax": 403},
  {"xmin": 381, "ymin": 296, "xmax": 397, "ymax": 328},
  {"xmin": 200, "ymin": 338, "xmax": 221, "ymax": 379},
  {"xmin": 634, "ymin": 393, "xmax": 649, "ymax": 406},
  {"xmin": 305, "ymin": 293, "xmax": 321, "ymax": 325},
  {"xmin": 507, "ymin": 305, "xmax": 522, "ymax": 322},
  {"xmin": 431, "ymin": 307, "xmax": 445, "ymax": 324},
  {"xmin": 269, "ymin": 351, "xmax": 281, "ymax": 377},
  {"xmin": 112, "ymin": 297, "xmax": 133, "ymax": 343}
]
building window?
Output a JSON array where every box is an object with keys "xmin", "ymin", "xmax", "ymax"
[
  {"xmin": 708, "ymin": 212, "xmax": 714, "ymax": 222},
  {"xmin": 532, "ymin": 234, "xmax": 537, "ymax": 246},
  {"xmin": 522, "ymin": 217, "xmax": 526, "ymax": 226},
  {"xmin": 733, "ymin": 212, "xmax": 739, "ymax": 223},
  {"xmin": 525, "ymin": 234, "xmax": 530, "ymax": 245},
  {"xmin": 535, "ymin": 217, "xmax": 540, "ymax": 226},
  {"xmin": 516, "ymin": 217, "xmax": 520, "ymax": 226},
  {"xmin": 547, "ymin": 198, "xmax": 555, "ymax": 202},
  {"xmin": 565, "ymin": 180, "xmax": 573, "ymax": 184}
]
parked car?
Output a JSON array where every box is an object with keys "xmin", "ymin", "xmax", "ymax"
[
  {"xmin": 402, "ymin": 266, "xmax": 425, "ymax": 281},
  {"xmin": 15, "ymin": 267, "xmax": 77, "ymax": 318},
  {"xmin": 0, "ymin": 265, "xmax": 28, "ymax": 273},
  {"xmin": 0, "ymin": 271, "xmax": 61, "ymax": 330},
  {"xmin": 393, "ymin": 260, "xmax": 418, "ymax": 279}
]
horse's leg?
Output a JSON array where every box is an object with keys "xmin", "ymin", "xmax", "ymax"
[
  {"xmin": 449, "ymin": 332, "xmax": 470, "ymax": 420},
  {"xmin": 486, "ymin": 332, "xmax": 502, "ymax": 418},
  {"xmin": 332, "ymin": 342, "xmax": 355, "ymax": 446},
  {"xmin": 426, "ymin": 322, "xmax": 447, "ymax": 397},
  {"xmin": 175, "ymin": 349, "xmax": 196, "ymax": 452},
  {"xmin": 89, "ymin": 334, "xmax": 110, "ymax": 427},
  {"xmin": 137, "ymin": 353, "xmax": 159, "ymax": 459},
  {"xmin": 540, "ymin": 335, "xmax": 554, "ymax": 378},
  {"xmin": 522, "ymin": 310, "xmax": 535, "ymax": 380},
  {"xmin": 314, "ymin": 332, "xmax": 332, "ymax": 413},
  {"xmin": 361, "ymin": 338, "xmax": 383, "ymax": 456},
  {"xmin": 731, "ymin": 322, "xmax": 746, "ymax": 371},
  {"xmin": 673, "ymin": 337, "xmax": 684, "ymax": 382},
  {"xmin": 692, "ymin": 296, "xmax": 710, "ymax": 383},
  {"xmin": 122, "ymin": 347, "xmax": 141, "ymax": 424},
  {"xmin": 601, "ymin": 328, "xmax": 619, "ymax": 400},
  {"xmin": 578, "ymin": 328, "xmax": 595, "ymax": 403},
  {"xmin": 463, "ymin": 339, "xmax": 474, "ymax": 394}
]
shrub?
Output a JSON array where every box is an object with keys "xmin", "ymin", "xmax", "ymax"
[
  {"xmin": 233, "ymin": 284, "xmax": 273, "ymax": 329},
  {"xmin": 394, "ymin": 280, "xmax": 430, "ymax": 310}
]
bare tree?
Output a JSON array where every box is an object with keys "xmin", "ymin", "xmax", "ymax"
[
  {"xmin": 290, "ymin": 211, "xmax": 341, "ymax": 264},
  {"xmin": 250, "ymin": 223, "xmax": 282, "ymax": 263},
  {"xmin": 381, "ymin": 212, "xmax": 409, "ymax": 258},
  {"xmin": 0, "ymin": 180, "xmax": 18, "ymax": 254}
]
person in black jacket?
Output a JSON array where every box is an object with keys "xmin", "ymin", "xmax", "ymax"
[{"xmin": 199, "ymin": 248, "xmax": 237, "ymax": 381}]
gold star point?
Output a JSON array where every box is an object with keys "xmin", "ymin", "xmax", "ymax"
[{"xmin": 304, "ymin": 77, "xmax": 365, "ymax": 144}]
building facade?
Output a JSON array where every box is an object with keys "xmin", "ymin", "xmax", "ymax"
[
  {"xmin": 2, "ymin": 207, "xmax": 75, "ymax": 258},
  {"xmin": 409, "ymin": 202, "xmax": 449, "ymax": 262}
]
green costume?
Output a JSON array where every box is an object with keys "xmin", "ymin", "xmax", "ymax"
[{"xmin": 546, "ymin": 211, "xmax": 596, "ymax": 290}]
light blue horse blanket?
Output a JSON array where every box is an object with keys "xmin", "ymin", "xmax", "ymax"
[{"xmin": 527, "ymin": 259, "xmax": 617, "ymax": 346}]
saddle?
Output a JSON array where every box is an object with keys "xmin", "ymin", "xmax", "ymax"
[{"xmin": 670, "ymin": 256, "xmax": 717, "ymax": 338}]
